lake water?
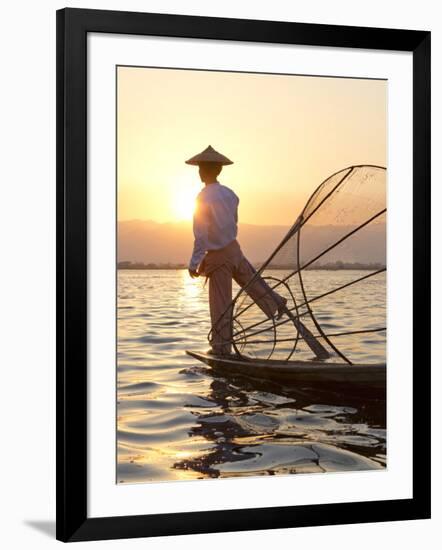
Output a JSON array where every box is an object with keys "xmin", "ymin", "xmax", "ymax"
[{"xmin": 117, "ymin": 269, "xmax": 386, "ymax": 483}]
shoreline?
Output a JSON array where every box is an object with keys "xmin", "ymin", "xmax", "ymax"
[{"xmin": 117, "ymin": 265, "xmax": 386, "ymax": 271}]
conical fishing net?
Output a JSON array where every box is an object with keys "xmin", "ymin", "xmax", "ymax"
[{"xmin": 210, "ymin": 165, "xmax": 386, "ymax": 365}]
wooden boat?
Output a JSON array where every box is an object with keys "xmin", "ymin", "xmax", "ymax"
[{"xmin": 186, "ymin": 350, "xmax": 386, "ymax": 391}]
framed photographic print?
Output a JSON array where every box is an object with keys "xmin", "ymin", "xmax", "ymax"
[{"xmin": 56, "ymin": 7, "xmax": 431, "ymax": 542}]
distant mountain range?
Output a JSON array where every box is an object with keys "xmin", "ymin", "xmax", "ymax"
[{"xmin": 117, "ymin": 219, "xmax": 386, "ymax": 266}]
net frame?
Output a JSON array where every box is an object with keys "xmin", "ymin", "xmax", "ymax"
[{"xmin": 208, "ymin": 165, "xmax": 387, "ymax": 364}]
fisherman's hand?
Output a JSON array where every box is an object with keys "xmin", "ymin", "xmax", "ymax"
[{"xmin": 188, "ymin": 268, "xmax": 199, "ymax": 279}]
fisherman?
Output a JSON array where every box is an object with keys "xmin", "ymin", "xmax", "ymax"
[{"xmin": 185, "ymin": 145, "xmax": 288, "ymax": 356}]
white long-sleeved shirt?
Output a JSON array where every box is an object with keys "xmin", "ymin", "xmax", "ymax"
[{"xmin": 189, "ymin": 181, "xmax": 239, "ymax": 271}]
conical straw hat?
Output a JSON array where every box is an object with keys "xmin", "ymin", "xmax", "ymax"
[{"xmin": 185, "ymin": 145, "xmax": 233, "ymax": 166}]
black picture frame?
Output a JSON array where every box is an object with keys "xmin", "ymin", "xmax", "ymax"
[{"xmin": 56, "ymin": 7, "xmax": 431, "ymax": 543}]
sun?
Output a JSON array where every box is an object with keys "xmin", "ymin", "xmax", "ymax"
[{"xmin": 172, "ymin": 187, "xmax": 198, "ymax": 221}]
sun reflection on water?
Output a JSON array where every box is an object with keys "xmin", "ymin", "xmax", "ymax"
[{"xmin": 180, "ymin": 269, "xmax": 206, "ymax": 311}]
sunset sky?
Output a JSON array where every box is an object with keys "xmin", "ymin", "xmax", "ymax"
[{"xmin": 117, "ymin": 66, "xmax": 386, "ymax": 226}]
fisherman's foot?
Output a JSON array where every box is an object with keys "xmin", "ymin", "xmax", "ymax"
[{"xmin": 276, "ymin": 298, "xmax": 288, "ymax": 320}]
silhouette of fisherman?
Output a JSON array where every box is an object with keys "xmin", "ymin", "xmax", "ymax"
[{"xmin": 185, "ymin": 145, "xmax": 287, "ymax": 356}]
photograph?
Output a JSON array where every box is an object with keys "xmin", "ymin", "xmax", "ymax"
[
  {"xmin": 116, "ymin": 66, "xmax": 387, "ymax": 484},
  {"xmin": 0, "ymin": 0, "xmax": 436, "ymax": 544}
]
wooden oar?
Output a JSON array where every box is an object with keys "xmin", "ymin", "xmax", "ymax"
[{"xmin": 281, "ymin": 306, "xmax": 330, "ymax": 360}]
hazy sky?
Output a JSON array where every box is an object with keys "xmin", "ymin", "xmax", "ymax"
[{"xmin": 117, "ymin": 66, "xmax": 386, "ymax": 225}]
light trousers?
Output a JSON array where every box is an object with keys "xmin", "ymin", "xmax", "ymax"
[{"xmin": 199, "ymin": 240, "xmax": 284, "ymax": 354}]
